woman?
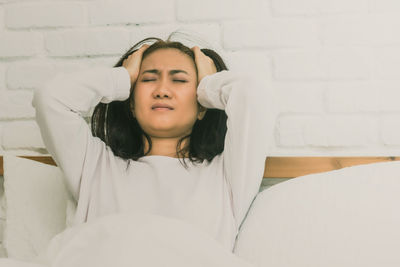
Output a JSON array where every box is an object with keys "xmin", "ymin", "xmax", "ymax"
[{"xmin": 32, "ymin": 34, "xmax": 270, "ymax": 253}]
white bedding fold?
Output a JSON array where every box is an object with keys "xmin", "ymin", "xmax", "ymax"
[{"xmin": 3, "ymin": 212, "xmax": 254, "ymax": 267}]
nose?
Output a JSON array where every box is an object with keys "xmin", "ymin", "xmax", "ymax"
[{"xmin": 152, "ymin": 78, "xmax": 171, "ymax": 99}]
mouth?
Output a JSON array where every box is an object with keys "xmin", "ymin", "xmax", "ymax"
[
  {"xmin": 151, "ymin": 103, "xmax": 174, "ymax": 111},
  {"xmin": 152, "ymin": 107, "xmax": 173, "ymax": 111}
]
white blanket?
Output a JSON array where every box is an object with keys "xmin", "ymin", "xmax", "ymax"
[{"xmin": 1, "ymin": 213, "xmax": 254, "ymax": 267}]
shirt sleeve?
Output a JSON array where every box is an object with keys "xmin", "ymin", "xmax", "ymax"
[
  {"xmin": 32, "ymin": 66, "xmax": 131, "ymax": 201},
  {"xmin": 197, "ymin": 70, "xmax": 275, "ymax": 229}
]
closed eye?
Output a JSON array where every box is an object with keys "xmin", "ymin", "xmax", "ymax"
[{"xmin": 141, "ymin": 79, "xmax": 187, "ymax": 83}]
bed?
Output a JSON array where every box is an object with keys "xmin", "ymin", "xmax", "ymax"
[{"xmin": 0, "ymin": 155, "xmax": 399, "ymax": 267}]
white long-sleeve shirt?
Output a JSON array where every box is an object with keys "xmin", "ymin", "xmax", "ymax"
[{"xmin": 32, "ymin": 66, "xmax": 272, "ymax": 252}]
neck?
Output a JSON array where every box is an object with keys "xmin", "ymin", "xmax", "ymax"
[{"xmin": 143, "ymin": 136, "xmax": 189, "ymax": 158}]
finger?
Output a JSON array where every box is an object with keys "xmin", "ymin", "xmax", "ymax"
[
  {"xmin": 193, "ymin": 47, "xmax": 206, "ymax": 62},
  {"xmin": 138, "ymin": 44, "xmax": 150, "ymax": 53},
  {"xmin": 191, "ymin": 46, "xmax": 201, "ymax": 58}
]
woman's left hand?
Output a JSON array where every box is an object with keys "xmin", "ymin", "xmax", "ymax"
[{"xmin": 191, "ymin": 46, "xmax": 217, "ymax": 84}]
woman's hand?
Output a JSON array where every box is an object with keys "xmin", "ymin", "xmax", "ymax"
[
  {"xmin": 191, "ymin": 46, "xmax": 217, "ymax": 84},
  {"xmin": 122, "ymin": 44, "xmax": 149, "ymax": 85}
]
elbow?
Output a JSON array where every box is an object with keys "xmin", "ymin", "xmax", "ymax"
[
  {"xmin": 32, "ymin": 74, "xmax": 65, "ymax": 108},
  {"xmin": 32, "ymin": 83, "xmax": 52, "ymax": 109}
]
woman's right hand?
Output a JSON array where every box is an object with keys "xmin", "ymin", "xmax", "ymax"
[{"xmin": 122, "ymin": 44, "xmax": 149, "ymax": 85}]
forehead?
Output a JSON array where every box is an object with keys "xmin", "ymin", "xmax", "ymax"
[{"xmin": 140, "ymin": 48, "xmax": 195, "ymax": 72}]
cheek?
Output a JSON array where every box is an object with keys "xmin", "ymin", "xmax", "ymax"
[
  {"xmin": 132, "ymin": 86, "xmax": 148, "ymax": 109},
  {"xmin": 180, "ymin": 88, "xmax": 198, "ymax": 109},
  {"xmin": 183, "ymin": 98, "xmax": 201, "ymax": 122}
]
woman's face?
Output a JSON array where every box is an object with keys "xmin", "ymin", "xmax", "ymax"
[{"xmin": 132, "ymin": 48, "xmax": 205, "ymax": 139}]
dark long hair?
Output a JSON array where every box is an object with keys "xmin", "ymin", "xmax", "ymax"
[{"xmin": 91, "ymin": 37, "xmax": 228, "ymax": 168}]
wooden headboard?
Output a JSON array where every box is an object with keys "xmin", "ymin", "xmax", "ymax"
[{"xmin": 1, "ymin": 156, "xmax": 399, "ymax": 178}]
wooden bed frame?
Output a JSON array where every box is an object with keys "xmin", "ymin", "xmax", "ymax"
[{"xmin": 1, "ymin": 156, "xmax": 399, "ymax": 178}]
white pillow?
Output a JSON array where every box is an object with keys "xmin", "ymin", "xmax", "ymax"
[
  {"xmin": 234, "ymin": 161, "xmax": 400, "ymax": 267},
  {"xmin": 3, "ymin": 154, "xmax": 71, "ymax": 261}
]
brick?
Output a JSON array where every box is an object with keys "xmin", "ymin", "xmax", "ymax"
[
  {"xmin": 223, "ymin": 19, "xmax": 319, "ymax": 50},
  {"xmin": 7, "ymin": 63, "xmax": 57, "ymax": 90},
  {"xmin": 1, "ymin": 120, "xmax": 44, "ymax": 149},
  {"xmin": 326, "ymin": 81, "xmax": 400, "ymax": 113},
  {"xmin": 276, "ymin": 115, "xmax": 307, "ymax": 147},
  {"xmin": 273, "ymin": 82, "xmax": 324, "ymax": 112},
  {"xmin": 130, "ymin": 24, "xmax": 179, "ymax": 44},
  {"xmin": 272, "ymin": 49, "xmax": 325, "ymax": 80},
  {"xmin": 6, "ymin": 2, "xmax": 85, "ymax": 29},
  {"xmin": 382, "ymin": 115, "xmax": 400, "ymax": 145},
  {"xmin": 7, "ymin": 58, "xmax": 125, "ymax": 90},
  {"xmin": 381, "ymin": 114, "xmax": 400, "ymax": 146},
  {"xmin": 0, "ymin": 64, "xmax": 5, "ymax": 89},
  {"xmin": 0, "ymin": 32, "xmax": 42, "ymax": 58},
  {"xmin": 370, "ymin": 0, "xmax": 400, "ymax": 12},
  {"xmin": 304, "ymin": 116, "xmax": 375, "ymax": 147},
  {"xmin": 273, "ymin": 47, "xmax": 370, "ymax": 81},
  {"xmin": 177, "ymin": 0, "xmax": 265, "ymax": 21},
  {"xmin": 320, "ymin": 47, "xmax": 371, "ymax": 80},
  {"xmin": 271, "ymin": 0, "xmax": 319, "ymax": 15},
  {"xmin": 374, "ymin": 47, "xmax": 400, "ymax": 79},
  {"xmin": 271, "ymin": 0, "xmax": 368, "ymax": 15},
  {"xmin": 129, "ymin": 23, "xmax": 222, "ymax": 51},
  {"xmin": 89, "ymin": 0, "xmax": 174, "ymax": 25},
  {"xmin": 45, "ymin": 29, "xmax": 130, "ymax": 57},
  {"xmin": 321, "ymin": 15, "xmax": 371, "ymax": 45},
  {"xmin": 326, "ymin": 82, "xmax": 371, "ymax": 113},
  {"xmin": 321, "ymin": 14, "xmax": 400, "ymax": 45},
  {"xmin": 166, "ymin": 24, "xmax": 222, "ymax": 50},
  {"xmin": 277, "ymin": 114, "xmax": 377, "ymax": 147},
  {"xmin": 0, "ymin": 90, "xmax": 35, "ymax": 119},
  {"xmin": 0, "ymin": 7, "xmax": 4, "ymax": 30},
  {"xmin": 6, "ymin": 61, "xmax": 95, "ymax": 90},
  {"xmin": 319, "ymin": 0, "xmax": 368, "ymax": 14},
  {"xmin": 373, "ymin": 14, "xmax": 400, "ymax": 45},
  {"xmin": 225, "ymin": 50, "xmax": 271, "ymax": 79},
  {"xmin": 379, "ymin": 87, "xmax": 400, "ymax": 112}
]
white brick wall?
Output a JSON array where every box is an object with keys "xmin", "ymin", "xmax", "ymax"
[
  {"xmin": 0, "ymin": 32, "xmax": 42, "ymax": 57},
  {"xmin": 89, "ymin": 0, "xmax": 175, "ymax": 25},
  {"xmin": 1, "ymin": 0, "xmax": 400, "ymax": 157},
  {"xmin": 0, "ymin": 90, "xmax": 35, "ymax": 119},
  {"xmin": 271, "ymin": 0, "xmax": 369, "ymax": 15},
  {"xmin": 223, "ymin": 19, "xmax": 319, "ymax": 49},
  {"xmin": 176, "ymin": 0, "xmax": 265, "ymax": 21},
  {"xmin": 0, "ymin": 64, "xmax": 5, "ymax": 89},
  {"xmin": 45, "ymin": 29, "xmax": 131, "ymax": 57},
  {"xmin": 6, "ymin": 2, "xmax": 86, "ymax": 29},
  {"xmin": 0, "ymin": 6, "xmax": 4, "ymax": 30}
]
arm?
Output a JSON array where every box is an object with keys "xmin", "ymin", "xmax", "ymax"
[
  {"xmin": 32, "ymin": 66, "xmax": 131, "ymax": 200},
  {"xmin": 197, "ymin": 70, "xmax": 275, "ymax": 229}
]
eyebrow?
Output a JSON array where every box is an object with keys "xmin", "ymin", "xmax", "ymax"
[{"xmin": 142, "ymin": 69, "xmax": 189, "ymax": 75}]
